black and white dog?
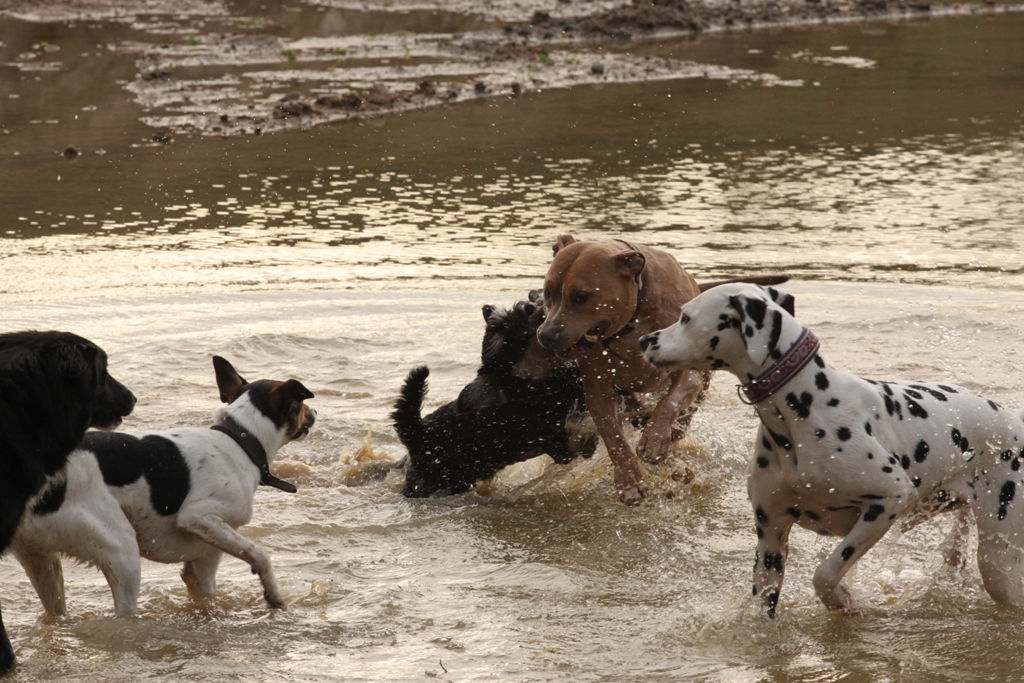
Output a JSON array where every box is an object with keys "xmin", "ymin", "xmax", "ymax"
[
  {"xmin": 640, "ymin": 284, "xmax": 1024, "ymax": 615},
  {"xmin": 394, "ymin": 298, "xmax": 597, "ymax": 497},
  {"xmin": 0, "ymin": 330, "xmax": 135, "ymax": 675},
  {"xmin": 12, "ymin": 356, "xmax": 314, "ymax": 617}
]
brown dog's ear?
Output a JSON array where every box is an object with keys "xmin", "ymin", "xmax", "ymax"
[
  {"xmin": 552, "ymin": 234, "xmax": 577, "ymax": 255},
  {"xmin": 615, "ymin": 250, "xmax": 646, "ymax": 280},
  {"xmin": 213, "ymin": 356, "xmax": 248, "ymax": 404}
]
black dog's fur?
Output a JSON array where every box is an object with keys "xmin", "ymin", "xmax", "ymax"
[
  {"xmin": 0, "ymin": 331, "xmax": 135, "ymax": 675},
  {"xmin": 394, "ymin": 299, "xmax": 596, "ymax": 497}
]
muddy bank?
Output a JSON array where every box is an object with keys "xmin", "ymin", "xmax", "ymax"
[{"xmin": 2, "ymin": 0, "xmax": 1022, "ymax": 142}]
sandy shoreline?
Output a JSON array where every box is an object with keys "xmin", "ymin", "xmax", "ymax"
[{"xmin": 3, "ymin": 0, "xmax": 1022, "ymax": 140}]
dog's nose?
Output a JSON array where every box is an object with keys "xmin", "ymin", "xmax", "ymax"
[
  {"xmin": 536, "ymin": 325, "xmax": 560, "ymax": 349},
  {"xmin": 638, "ymin": 333, "xmax": 656, "ymax": 352}
]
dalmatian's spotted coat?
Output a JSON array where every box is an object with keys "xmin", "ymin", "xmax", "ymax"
[{"xmin": 639, "ymin": 284, "xmax": 1024, "ymax": 615}]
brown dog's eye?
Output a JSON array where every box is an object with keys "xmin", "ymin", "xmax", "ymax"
[{"xmin": 570, "ymin": 292, "xmax": 590, "ymax": 306}]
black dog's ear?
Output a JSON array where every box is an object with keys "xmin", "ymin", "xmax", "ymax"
[
  {"xmin": 482, "ymin": 304, "xmax": 496, "ymax": 323},
  {"xmin": 213, "ymin": 356, "xmax": 248, "ymax": 404},
  {"xmin": 765, "ymin": 287, "xmax": 796, "ymax": 317},
  {"xmin": 527, "ymin": 289, "xmax": 544, "ymax": 304}
]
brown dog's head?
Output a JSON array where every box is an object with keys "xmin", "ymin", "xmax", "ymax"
[{"xmin": 536, "ymin": 234, "xmax": 645, "ymax": 361}]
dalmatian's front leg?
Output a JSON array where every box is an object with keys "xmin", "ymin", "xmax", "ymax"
[
  {"xmin": 812, "ymin": 497, "xmax": 910, "ymax": 611},
  {"xmin": 748, "ymin": 433, "xmax": 797, "ymax": 618}
]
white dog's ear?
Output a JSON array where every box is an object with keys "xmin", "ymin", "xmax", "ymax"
[
  {"xmin": 213, "ymin": 356, "xmax": 248, "ymax": 404},
  {"xmin": 765, "ymin": 287, "xmax": 796, "ymax": 316},
  {"xmin": 552, "ymin": 234, "xmax": 577, "ymax": 255}
]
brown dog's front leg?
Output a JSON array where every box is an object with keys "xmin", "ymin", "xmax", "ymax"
[
  {"xmin": 637, "ymin": 369, "xmax": 704, "ymax": 463},
  {"xmin": 583, "ymin": 369, "xmax": 647, "ymax": 506}
]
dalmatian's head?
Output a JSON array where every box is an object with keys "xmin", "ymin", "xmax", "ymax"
[{"xmin": 639, "ymin": 284, "xmax": 801, "ymax": 382}]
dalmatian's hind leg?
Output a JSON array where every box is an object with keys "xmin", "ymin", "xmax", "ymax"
[{"xmin": 975, "ymin": 476, "xmax": 1024, "ymax": 606}]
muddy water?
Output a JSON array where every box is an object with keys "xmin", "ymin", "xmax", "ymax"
[{"xmin": 3, "ymin": 8, "xmax": 1024, "ymax": 682}]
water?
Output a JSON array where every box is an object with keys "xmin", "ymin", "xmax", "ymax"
[{"xmin": 2, "ymin": 7, "xmax": 1024, "ymax": 682}]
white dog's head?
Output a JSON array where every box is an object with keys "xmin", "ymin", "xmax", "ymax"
[{"xmin": 639, "ymin": 284, "xmax": 800, "ymax": 382}]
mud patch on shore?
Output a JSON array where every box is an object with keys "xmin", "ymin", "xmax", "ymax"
[{"xmin": 2, "ymin": 0, "xmax": 1022, "ymax": 141}]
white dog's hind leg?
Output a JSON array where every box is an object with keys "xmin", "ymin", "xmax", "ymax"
[
  {"xmin": 13, "ymin": 548, "xmax": 66, "ymax": 617},
  {"xmin": 176, "ymin": 511, "xmax": 284, "ymax": 609},
  {"xmin": 181, "ymin": 550, "xmax": 222, "ymax": 600}
]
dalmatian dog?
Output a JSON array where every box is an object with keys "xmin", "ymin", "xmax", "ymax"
[{"xmin": 639, "ymin": 283, "xmax": 1024, "ymax": 615}]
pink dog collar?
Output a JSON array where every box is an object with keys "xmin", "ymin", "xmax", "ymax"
[{"xmin": 739, "ymin": 328, "xmax": 820, "ymax": 404}]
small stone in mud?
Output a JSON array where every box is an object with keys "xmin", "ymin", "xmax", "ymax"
[
  {"xmin": 474, "ymin": 81, "xmax": 489, "ymax": 94},
  {"xmin": 141, "ymin": 68, "xmax": 172, "ymax": 81},
  {"xmin": 591, "ymin": 62, "xmax": 605, "ymax": 75},
  {"xmin": 531, "ymin": 11, "xmax": 550, "ymax": 24},
  {"xmin": 274, "ymin": 100, "xmax": 314, "ymax": 117},
  {"xmin": 62, "ymin": 146, "xmax": 79, "ymax": 159},
  {"xmin": 151, "ymin": 129, "xmax": 172, "ymax": 144},
  {"xmin": 219, "ymin": 113, "xmax": 229, "ymax": 123},
  {"xmin": 415, "ymin": 80, "xmax": 436, "ymax": 97},
  {"xmin": 510, "ymin": 82, "xmax": 521, "ymax": 96},
  {"xmin": 279, "ymin": 91, "xmax": 303, "ymax": 102},
  {"xmin": 441, "ymin": 89, "xmax": 459, "ymax": 102},
  {"xmin": 366, "ymin": 84, "xmax": 394, "ymax": 106},
  {"xmin": 316, "ymin": 93, "xmax": 361, "ymax": 108}
]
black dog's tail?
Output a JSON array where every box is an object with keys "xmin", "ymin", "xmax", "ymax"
[
  {"xmin": 698, "ymin": 275, "xmax": 790, "ymax": 292},
  {"xmin": 392, "ymin": 366, "xmax": 429, "ymax": 448}
]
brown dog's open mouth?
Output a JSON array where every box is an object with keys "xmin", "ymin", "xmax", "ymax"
[{"xmin": 560, "ymin": 323, "xmax": 609, "ymax": 361}]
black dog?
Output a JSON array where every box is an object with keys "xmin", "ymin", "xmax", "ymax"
[
  {"xmin": 0, "ymin": 331, "xmax": 135, "ymax": 675},
  {"xmin": 394, "ymin": 299, "xmax": 597, "ymax": 497}
]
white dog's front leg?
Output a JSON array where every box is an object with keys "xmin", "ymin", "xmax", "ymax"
[
  {"xmin": 177, "ymin": 511, "xmax": 284, "ymax": 609},
  {"xmin": 812, "ymin": 499, "xmax": 906, "ymax": 612}
]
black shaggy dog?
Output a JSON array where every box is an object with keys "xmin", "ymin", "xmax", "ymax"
[
  {"xmin": 394, "ymin": 298, "xmax": 597, "ymax": 497},
  {"xmin": 0, "ymin": 331, "xmax": 136, "ymax": 675}
]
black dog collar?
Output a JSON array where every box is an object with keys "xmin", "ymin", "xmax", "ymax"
[
  {"xmin": 739, "ymin": 328, "xmax": 820, "ymax": 405},
  {"xmin": 211, "ymin": 416, "xmax": 297, "ymax": 493}
]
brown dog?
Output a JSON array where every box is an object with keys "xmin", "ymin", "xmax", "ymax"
[{"xmin": 537, "ymin": 234, "xmax": 784, "ymax": 505}]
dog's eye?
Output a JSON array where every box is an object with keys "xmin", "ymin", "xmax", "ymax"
[
  {"xmin": 570, "ymin": 292, "xmax": 591, "ymax": 306},
  {"xmin": 680, "ymin": 313, "xmax": 691, "ymax": 324}
]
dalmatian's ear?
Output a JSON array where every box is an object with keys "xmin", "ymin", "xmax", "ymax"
[{"xmin": 765, "ymin": 287, "xmax": 796, "ymax": 317}]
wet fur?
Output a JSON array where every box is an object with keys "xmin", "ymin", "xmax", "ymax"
[
  {"xmin": 12, "ymin": 356, "xmax": 315, "ymax": 617},
  {"xmin": 0, "ymin": 331, "xmax": 135, "ymax": 675},
  {"xmin": 395, "ymin": 299, "xmax": 596, "ymax": 497},
  {"xmin": 642, "ymin": 284, "xmax": 1024, "ymax": 615}
]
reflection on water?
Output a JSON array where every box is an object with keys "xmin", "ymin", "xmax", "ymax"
[{"xmin": 2, "ymin": 8, "xmax": 1024, "ymax": 683}]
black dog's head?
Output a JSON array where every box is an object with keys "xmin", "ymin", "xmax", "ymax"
[{"xmin": 0, "ymin": 330, "xmax": 136, "ymax": 481}]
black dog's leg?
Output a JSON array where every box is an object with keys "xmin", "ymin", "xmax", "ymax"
[{"xmin": 0, "ymin": 606, "xmax": 14, "ymax": 675}]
